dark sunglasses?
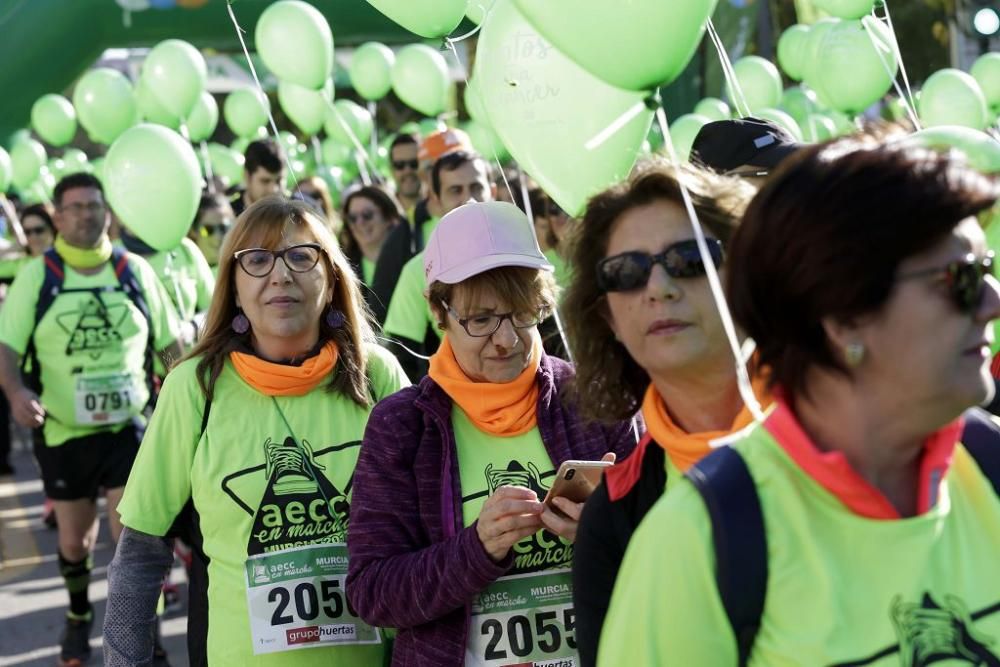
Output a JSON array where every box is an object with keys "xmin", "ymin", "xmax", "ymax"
[
  {"xmin": 199, "ymin": 223, "xmax": 230, "ymax": 238},
  {"xmin": 392, "ymin": 159, "xmax": 418, "ymax": 171},
  {"xmin": 897, "ymin": 252, "xmax": 995, "ymax": 313},
  {"xmin": 347, "ymin": 209, "xmax": 377, "ymax": 225},
  {"xmin": 596, "ymin": 239, "xmax": 724, "ymax": 293},
  {"xmin": 23, "ymin": 226, "xmax": 50, "ymax": 237}
]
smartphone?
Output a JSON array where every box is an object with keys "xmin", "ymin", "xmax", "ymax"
[{"xmin": 543, "ymin": 459, "xmax": 614, "ymax": 509}]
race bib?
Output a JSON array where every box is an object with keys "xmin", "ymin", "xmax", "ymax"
[
  {"xmin": 467, "ymin": 569, "xmax": 577, "ymax": 667},
  {"xmin": 245, "ymin": 542, "xmax": 380, "ymax": 655},
  {"xmin": 73, "ymin": 373, "xmax": 138, "ymax": 425}
]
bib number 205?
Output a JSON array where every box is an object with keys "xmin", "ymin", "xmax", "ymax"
[
  {"xmin": 481, "ymin": 608, "xmax": 576, "ymax": 662},
  {"xmin": 268, "ymin": 579, "xmax": 356, "ymax": 626}
]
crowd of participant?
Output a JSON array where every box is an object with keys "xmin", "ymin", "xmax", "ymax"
[{"xmin": 0, "ymin": 114, "xmax": 999, "ymax": 667}]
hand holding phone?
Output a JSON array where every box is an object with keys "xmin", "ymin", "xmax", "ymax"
[{"xmin": 542, "ymin": 459, "xmax": 614, "ymax": 510}]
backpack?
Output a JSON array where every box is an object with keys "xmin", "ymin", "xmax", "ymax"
[
  {"xmin": 22, "ymin": 246, "xmax": 154, "ymax": 398},
  {"xmin": 686, "ymin": 407, "xmax": 1000, "ymax": 667}
]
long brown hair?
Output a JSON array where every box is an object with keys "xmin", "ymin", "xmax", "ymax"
[
  {"xmin": 184, "ymin": 196, "xmax": 376, "ymax": 407},
  {"xmin": 563, "ymin": 159, "xmax": 755, "ymax": 422}
]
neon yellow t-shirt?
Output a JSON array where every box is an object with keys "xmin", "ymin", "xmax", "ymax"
[
  {"xmin": 0, "ymin": 254, "xmax": 181, "ymax": 445},
  {"xmin": 118, "ymin": 344, "xmax": 409, "ymax": 666},
  {"xmin": 453, "ymin": 407, "xmax": 577, "ymax": 666},
  {"xmin": 542, "ymin": 249, "xmax": 569, "ymax": 292},
  {"xmin": 360, "ymin": 258, "xmax": 375, "ymax": 286},
  {"xmin": 144, "ymin": 238, "xmax": 216, "ymax": 322},
  {"xmin": 598, "ymin": 423, "xmax": 1000, "ymax": 666},
  {"xmin": 382, "ymin": 250, "xmax": 442, "ymax": 345},
  {"xmin": 0, "ymin": 255, "xmax": 29, "ymax": 281}
]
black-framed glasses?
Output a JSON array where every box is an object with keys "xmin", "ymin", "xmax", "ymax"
[
  {"xmin": 596, "ymin": 238, "xmax": 724, "ymax": 293},
  {"xmin": 23, "ymin": 226, "xmax": 50, "ymax": 237},
  {"xmin": 897, "ymin": 252, "xmax": 995, "ymax": 314},
  {"xmin": 442, "ymin": 300, "xmax": 546, "ymax": 338},
  {"xmin": 347, "ymin": 209, "xmax": 377, "ymax": 225},
  {"xmin": 392, "ymin": 159, "xmax": 418, "ymax": 171},
  {"xmin": 234, "ymin": 243, "xmax": 323, "ymax": 278}
]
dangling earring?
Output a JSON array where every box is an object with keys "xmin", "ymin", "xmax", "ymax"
[
  {"xmin": 326, "ymin": 308, "xmax": 346, "ymax": 329},
  {"xmin": 232, "ymin": 309, "xmax": 250, "ymax": 334},
  {"xmin": 844, "ymin": 342, "xmax": 865, "ymax": 367}
]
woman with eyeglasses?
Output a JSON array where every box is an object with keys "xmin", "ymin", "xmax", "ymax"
[
  {"xmin": 600, "ymin": 140, "xmax": 1000, "ymax": 665},
  {"xmin": 560, "ymin": 160, "xmax": 767, "ymax": 667},
  {"xmin": 104, "ymin": 196, "xmax": 409, "ymax": 666},
  {"xmin": 347, "ymin": 201, "xmax": 637, "ymax": 667},
  {"xmin": 188, "ymin": 192, "xmax": 235, "ymax": 276}
]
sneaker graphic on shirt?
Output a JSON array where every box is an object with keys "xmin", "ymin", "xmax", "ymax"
[
  {"xmin": 890, "ymin": 592, "xmax": 999, "ymax": 666},
  {"xmin": 485, "ymin": 460, "xmax": 548, "ymax": 499},
  {"xmin": 264, "ymin": 437, "xmax": 325, "ymax": 496}
]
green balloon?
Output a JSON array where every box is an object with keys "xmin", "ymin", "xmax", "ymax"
[
  {"xmin": 919, "ymin": 69, "xmax": 989, "ymax": 131},
  {"xmin": 224, "ymin": 87, "xmax": 270, "ymax": 139},
  {"xmin": 905, "ymin": 126, "xmax": 1000, "ymax": 174},
  {"xmin": 514, "ymin": 0, "xmax": 716, "ymax": 92},
  {"xmin": 809, "ymin": 17, "xmax": 897, "ymax": 115},
  {"xmin": 278, "ymin": 131, "xmax": 299, "ymax": 154},
  {"xmin": 780, "ymin": 86, "xmax": 820, "ymax": 127},
  {"xmin": 46, "ymin": 158, "xmax": 68, "ymax": 181},
  {"xmin": 756, "ymin": 108, "xmax": 804, "ymax": 142},
  {"xmin": 824, "ymin": 109, "xmax": 857, "ymax": 136},
  {"xmin": 419, "ymin": 117, "xmax": 447, "ymax": 137},
  {"xmin": 391, "ymin": 45, "xmax": 449, "ymax": 117},
  {"xmin": 813, "ymin": 0, "xmax": 875, "ymax": 19},
  {"xmin": 31, "ymin": 94, "xmax": 77, "ymax": 147},
  {"xmin": 279, "ymin": 80, "xmax": 330, "ymax": 136},
  {"xmin": 187, "ymin": 91, "xmax": 219, "ymax": 142},
  {"xmin": 10, "ymin": 138, "xmax": 46, "ymax": 191},
  {"xmin": 398, "ymin": 121, "xmax": 421, "ymax": 136},
  {"xmin": 208, "ymin": 142, "xmax": 246, "ymax": 188},
  {"xmin": 364, "ymin": 0, "xmax": 466, "ymax": 39},
  {"xmin": 464, "ymin": 78, "xmax": 488, "ymax": 123},
  {"xmin": 463, "ymin": 119, "xmax": 509, "ymax": 162},
  {"xmin": 802, "ymin": 113, "xmax": 837, "ymax": 143},
  {"xmin": 732, "ymin": 56, "xmax": 782, "ymax": 112},
  {"xmin": 321, "ymin": 137, "xmax": 352, "ymax": 167},
  {"xmin": 136, "ymin": 76, "xmax": 180, "ymax": 130},
  {"xmin": 255, "ymin": 0, "xmax": 333, "ymax": 90},
  {"xmin": 90, "ymin": 157, "xmax": 106, "ymax": 186},
  {"xmin": 105, "ymin": 124, "xmax": 202, "ymax": 251},
  {"xmin": 350, "ymin": 42, "xmax": 395, "ymax": 102},
  {"xmin": 693, "ymin": 97, "xmax": 730, "ymax": 122},
  {"xmin": 475, "ymin": 1, "xmax": 651, "ymax": 216},
  {"xmin": 63, "ymin": 148, "xmax": 90, "ymax": 174},
  {"xmin": 777, "ymin": 25, "xmax": 810, "ymax": 82},
  {"xmin": 971, "ymin": 53, "xmax": 1000, "ymax": 113},
  {"xmin": 324, "ymin": 99, "xmax": 373, "ymax": 147},
  {"xmin": 466, "ymin": 0, "xmax": 494, "ymax": 25},
  {"xmin": 800, "ymin": 18, "xmax": 839, "ymax": 93},
  {"xmin": 19, "ymin": 178, "xmax": 51, "ymax": 206},
  {"xmin": 231, "ymin": 137, "xmax": 250, "ymax": 155},
  {"xmin": 141, "ymin": 39, "xmax": 207, "ymax": 120},
  {"xmin": 73, "ymin": 68, "xmax": 138, "ymax": 145},
  {"xmin": 669, "ymin": 114, "xmax": 710, "ymax": 162},
  {"xmin": 0, "ymin": 146, "xmax": 11, "ymax": 192}
]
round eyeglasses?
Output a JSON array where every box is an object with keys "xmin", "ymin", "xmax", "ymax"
[{"xmin": 234, "ymin": 243, "xmax": 323, "ymax": 278}]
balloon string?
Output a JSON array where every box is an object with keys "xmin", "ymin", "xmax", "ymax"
[
  {"xmin": 321, "ymin": 91, "xmax": 374, "ymax": 186},
  {"xmin": 876, "ymin": 0, "xmax": 920, "ymax": 127},
  {"xmin": 584, "ymin": 101, "xmax": 646, "ymax": 151},
  {"xmin": 225, "ymin": 0, "xmax": 300, "ymax": 190},
  {"xmin": 367, "ymin": 100, "xmax": 378, "ymax": 160},
  {"xmin": 861, "ymin": 15, "xmax": 921, "ymax": 131},
  {"xmin": 655, "ymin": 104, "xmax": 765, "ymax": 423},
  {"xmin": 445, "ymin": 23, "xmax": 483, "ymax": 46},
  {"xmin": 444, "ymin": 37, "xmax": 516, "ymax": 204},
  {"xmin": 707, "ymin": 19, "xmax": 752, "ymax": 118}
]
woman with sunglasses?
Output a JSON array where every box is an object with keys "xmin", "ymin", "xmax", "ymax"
[
  {"xmin": 560, "ymin": 160, "xmax": 766, "ymax": 667},
  {"xmin": 341, "ymin": 185, "xmax": 406, "ymax": 324},
  {"xmin": 0, "ymin": 204, "xmax": 56, "ymax": 282},
  {"xmin": 600, "ymin": 140, "xmax": 1000, "ymax": 664},
  {"xmin": 104, "ymin": 196, "xmax": 409, "ymax": 666},
  {"xmin": 347, "ymin": 201, "xmax": 637, "ymax": 667},
  {"xmin": 188, "ymin": 192, "xmax": 235, "ymax": 276}
]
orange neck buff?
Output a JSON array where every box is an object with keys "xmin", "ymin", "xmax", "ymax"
[
  {"xmin": 230, "ymin": 341, "xmax": 338, "ymax": 396},
  {"xmin": 641, "ymin": 377, "xmax": 770, "ymax": 472},
  {"xmin": 429, "ymin": 336, "xmax": 541, "ymax": 436}
]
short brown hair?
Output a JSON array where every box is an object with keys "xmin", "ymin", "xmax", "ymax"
[
  {"xmin": 427, "ymin": 266, "xmax": 558, "ymax": 330},
  {"xmin": 185, "ymin": 196, "xmax": 377, "ymax": 406},
  {"xmin": 727, "ymin": 137, "xmax": 1000, "ymax": 398},
  {"xmin": 563, "ymin": 159, "xmax": 755, "ymax": 422}
]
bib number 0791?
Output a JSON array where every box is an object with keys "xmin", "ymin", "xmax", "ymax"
[
  {"xmin": 267, "ymin": 578, "xmax": 356, "ymax": 626},
  {"xmin": 482, "ymin": 608, "xmax": 576, "ymax": 660},
  {"xmin": 83, "ymin": 390, "xmax": 131, "ymax": 412}
]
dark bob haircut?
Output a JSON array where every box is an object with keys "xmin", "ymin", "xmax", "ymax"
[{"xmin": 727, "ymin": 137, "xmax": 1000, "ymax": 399}]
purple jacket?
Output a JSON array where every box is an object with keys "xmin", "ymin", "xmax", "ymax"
[{"xmin": 347, "ymin": 354, "xmax": 637, "ymax": 666}]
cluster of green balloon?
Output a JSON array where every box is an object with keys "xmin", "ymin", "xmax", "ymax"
[
  {"xmin": 668, "ymin": 114, "xmax": 710, "ymax": 161},
  {"xmin": 971, "ymin": 53, "xmax": 1000, "ymax": 119},
  {"xmin": 105, "ymin": 124, "xmax": 202, "ymax": 251},
  {"xmin": 474, "ymin": 1, "xmax": 652, "ymax": 216},
  {"xmin": 364, "ymin": 0, "xmax": 466, "ymax": 39},
  {"xmin": 187, "ymin": 92, "xmax": 219, "ymax": 143},
  {"xmin": 919, "ymin": 67, "xmax": 992, "ymax": 131},
  {"xmin": 207, "ymin": 143, "xmax": 245, "ymax": 188},
  {"xmin": 140, "ymin": 39, "xmax": 208, "ymax": 130},
  {"xmin": 225, "ymin": 88, "xmax": 270, "ymax": 139},
  {"xmin": 256, "ymin": 1, "xmax": 334, "ymax": 90},
  {"xmin": 9, "ymin": 135, "xmax": 47, "ymax": 191},
  {"xmin": 326, "ymin": 100, "xmax": 374, "ymax": 148},
  {"xmin": 279, "ymin": 80, "xmax": 332, "ymax": 137},
  {"xmin": 73, "ymin": 68, "xmax": 138, "ymax": 144},
  {"xmin": 731, "ymin": 56, "xmax": 782, "ymax": 113},
  {"xmin": 350, "ymin": 42, "xmax": 395, "ymax": 102},
  {"xmin": 392, "ymin": 44, "xmax": 450, "ymax": 117},
  {"xmin": 905, "ymin": 126, "xmax": 1000, "ymax": 174},
  {"xmin": 31, "ymin": 94, "xmax": 77, "ymax": 147}
]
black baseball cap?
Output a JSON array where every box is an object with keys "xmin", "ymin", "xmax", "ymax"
[{"xmin": 691, "ymin": 116, "xmax": 803, "ymax": 173}]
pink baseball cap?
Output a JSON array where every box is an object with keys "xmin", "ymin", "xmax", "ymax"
[{"xmin": 424, "ymin": 201, "xmax": 554, "ymax": 285}]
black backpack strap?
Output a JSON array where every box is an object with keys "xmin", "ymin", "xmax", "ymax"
[
  {"xmin": 687, "ymin": 447, "xmax": 768, "ymax": 667},
  {"xmin": 110, "ymin": 247, "xmax": 158, "ymax": 399},
  {"xmin": 960, "ymin": 407, "xmax": 1000, "ymax": 497},
  {"xmin": 21, "ymin": 249, "xmax": 67, "ymax": 390}
]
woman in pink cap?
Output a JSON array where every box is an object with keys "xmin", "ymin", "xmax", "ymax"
[{"xmin": 347, "ymin": 201, "xmax": 637, "ymax": 666}]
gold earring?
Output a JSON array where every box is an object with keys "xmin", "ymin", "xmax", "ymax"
[{"xmin": 844, "ymin": 342, "xmax": 865, "ymax": 367}]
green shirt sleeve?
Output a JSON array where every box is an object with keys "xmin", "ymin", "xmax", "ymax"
[
  {"xmin": 132, "ymin": 255, "xmax": 182, "ymax": 353},
  {"xmin": 0, "ymin": 255, "xmax": 28, "ymax": 281},
  {"xmin": 118, "ymin": 358, "xmax": 204, "ymax": 536},
  {"xmin": 365, "ymin": 342, "xmax": 410, "ymax": 400},
  {"xmin": 383, "ymin": 252, "xmax": 431, "ymax": 342},
  {"xmin": 182, "ymin": 237, "xmax": 216, "ymax": 313},
  {"xmin": 0, "ymin": 258, "xmax": 43, "ymax": 356},
  {"xmin": 597, "ymin": 479, "xmax": 738, "ymax": 665}
]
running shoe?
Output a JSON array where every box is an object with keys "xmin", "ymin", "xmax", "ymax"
[{"xmin": 57, "ymin": 614, "xmax": 91, "ymax": 667}]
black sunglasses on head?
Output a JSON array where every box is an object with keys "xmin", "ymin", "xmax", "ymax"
[
  {"xmin": 897, "ymin": 252, "xmax": 995, "ymax": 314},
  {"xmin": 596, "ymin": 239, "xmax": 724, "ymax": 293}
]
